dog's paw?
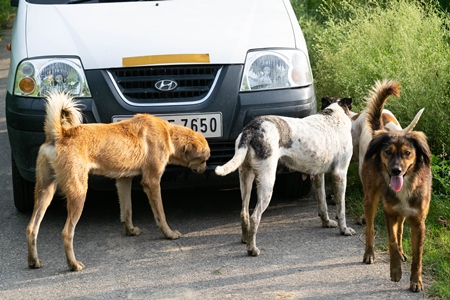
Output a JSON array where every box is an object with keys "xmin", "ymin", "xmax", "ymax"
[
  {"xmin": 390, "ymin": 267, "xmax": 402, "ymax": 282},
  {"xmin": 363, "ymin": 252, "xmax": 375, "ymax": 264},
  {"xmin": 341, "ymin": 227, "xmax": 356, "ymax": 236},
  {"xmin": 322, "ymin": 219, "xmax": 338, "ymax": 228},
  {"xmin": 215, "ymin": 166, "xmax": 225, "ymax": 176},
  {"xmin": 247, "ymin": 247, "xmax": 260, "ymax": 256},
  {"xmin": 69, "ymin": 260, "xmax": 85, "ymax": 272},
  {"xmin": 165, "ymin": 230, "xmax": 182, "ymax": 240},
  {"xmin": 28, "ymin": 258, "xmax": 43, "ymax": 269},
  {"xmin": 125, "ymin": 226, "xmax": 141, "ymax": 236},
  {"xmin": 410, "ymin": 280, "xmax": 424, "ymax": 292}
]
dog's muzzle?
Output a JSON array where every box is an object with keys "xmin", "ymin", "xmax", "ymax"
[{"xmin": 191, "ymin": 163, "xmax": 207, "ymax": 174}]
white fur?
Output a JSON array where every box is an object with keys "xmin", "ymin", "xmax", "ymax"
[{"xmin": 215, "ymin": 102, "xmax": 356, "ymax": 256}]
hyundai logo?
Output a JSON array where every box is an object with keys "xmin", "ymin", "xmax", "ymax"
[{"xmin": 155, "ymin": 79, "xmax": 178, "ymax": 91}]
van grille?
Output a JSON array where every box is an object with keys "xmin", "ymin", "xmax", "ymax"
[
  {"xmin": 108, "ymin": 65, "xmax": 222, "ymax": 105},
  {"xmin": 207, "ymin": 141, "xmax": 235, "ymax": 166}
]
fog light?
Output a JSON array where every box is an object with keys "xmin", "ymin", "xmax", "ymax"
[{"xmin": 18, "ymin": 77, "xmax": 36, "ymax": 94}]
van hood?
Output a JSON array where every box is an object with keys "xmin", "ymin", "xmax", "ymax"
[{"xmin": 25, "ymin": 0, "xmax": 301, "ymax": 69}]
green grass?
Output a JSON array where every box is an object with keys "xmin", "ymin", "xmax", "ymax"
[{"xmin": 292, "ymin": 0, "xmax": 450, "ymax": 297}]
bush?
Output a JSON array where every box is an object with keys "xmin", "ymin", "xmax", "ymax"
[
  {"xmin": 306, "ymin": 0, "xmax": 450, "ymax": 152},
  {"xmin": 0, "ymin": 0, "xmax": 15, "ymax": 29}
]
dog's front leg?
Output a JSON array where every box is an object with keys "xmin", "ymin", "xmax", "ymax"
[
  {"xmin": 408, "ymin": 218, "xmax": 426, "ymax": 292},
  {"xmin": 116, "ymin": 177, "xmax": 141, "ymax": 236},
  {"xmin": 141, "ymin": 175, "xmax": 181, "ymax": 240},
  {"xmin": 314, "ymin": 174, "xmax": 337, "ymax": 228},
  {"xmin": 396, "ymin": 216, "xmax": 407, "ymax": 262},
  {"xmin": 332, "ymin": 170, "xmax": 355, "ymax": 236},
  {"xmin": 362, "ymin": 190, "xmax": 380, "ymax": 264},
  {"xmin": 384, "ymin": 212, "xmax": 403, "ymax": 283}
]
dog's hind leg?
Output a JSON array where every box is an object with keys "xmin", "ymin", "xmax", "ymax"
[
  {"xmin": 61, "ymin": 169, "xmax": 88, "ymax": 271},
  {"xmin": 116, "ymin": 177, "xmax": 141, "ymax": 236},
  {"xmin": 239, "ymin": 165, "xmax": 255, "ymax": 244},
  {"xmin": 332, "ymin": 169, "xmax": 355, "ymax": 236},
  {"xmin": 408, "ymin": 217, "xmax": 426, "ymax": 292},
  {"xmin": 313, "ymin": 174, "xmax": 337, "ymax": 229},
  {"xmin": 27, "ymin": 152, "xmax": 57, "ymax": 269},
  {"xmin": 141, "ymin": 169, "xmax": 181, "ymax": 240},
  {"xmin": 246, "ymin": 163, "xmax": 277, "ymax": 256}
]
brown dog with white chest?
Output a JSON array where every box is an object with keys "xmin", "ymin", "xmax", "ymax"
[
  {"xmin": 27, "ymin": 91, "xmax": 210, "ymax": 271},
  {"xmin": 361, "ymin": 80, "xmax": 431, "ymax": 292}
]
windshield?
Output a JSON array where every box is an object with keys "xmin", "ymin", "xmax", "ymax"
[{"xmin": 26, "ymin": 0, "xmax": 159, "ymax": 4}]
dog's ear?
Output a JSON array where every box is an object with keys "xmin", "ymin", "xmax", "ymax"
[
  {"xmin": 408, "ymin": 131, "xmax": 431, "ymax": 167},
  {"xmin": 340, "ymin": 97, "xmax": 353, "ymax": 110},
  {"xmin": 183, "ymin": 143, "xmax": 195, "ymax": 161},
  {"xmin": 364, "ymin": 131, "xmax": 390, "ymax": 161},
  {"xmin": 321, "ymin": 97, "xmax": 334, "ymax": 110}
]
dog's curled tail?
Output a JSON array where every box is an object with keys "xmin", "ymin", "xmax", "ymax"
[
  {"xmin": 365, "ymin": 79, "xmax": 401, "ymax": 132},
  {"xmin": 215, "ymin": 137, "xmax": 247, "ymax": 176},
  {"xmin": 44, "ymin": 91, "xmax": 83, "ymax": 142}
]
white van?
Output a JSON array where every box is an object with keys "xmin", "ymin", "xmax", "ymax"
[{"xmin": 6, "ymin": 0, "xmax": 316, "ymax": 211}]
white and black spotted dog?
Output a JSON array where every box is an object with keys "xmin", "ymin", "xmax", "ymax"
[{"xmin": 215, "ymin": 98, "xmax": 356, "ymax": 256}]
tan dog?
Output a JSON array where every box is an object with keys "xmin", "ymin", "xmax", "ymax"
[
  {"xmin": 361, "ymin": 80, "xmax": 431, "ymax": 292},
  {"xmin": 27, "ymin": 91, "xmax": 210, "ymax": 271}
]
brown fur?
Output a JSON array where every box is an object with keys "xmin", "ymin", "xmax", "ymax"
[
  {"xmin": 361, "ymin": 80, "xmax": 431, "ymax": 292},
  {"xmin": 27, "ymin": 91, "xmax": 210, "ymax": 271}
]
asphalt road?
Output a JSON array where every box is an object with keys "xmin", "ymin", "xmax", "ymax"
[{"xmin": 0, "ymin": 26, "xmax": 425, "ymax": 299}]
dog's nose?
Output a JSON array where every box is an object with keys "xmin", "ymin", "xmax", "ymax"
[{"xmin": 391, "ymin": 167, "xmax": 402, "ymax": 176}]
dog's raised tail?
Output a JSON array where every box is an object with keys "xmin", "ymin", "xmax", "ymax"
[
  {"xmin": 215, "ymin": 138, "xmax": 247, "ymax": 176},
  {"xmin": 44, "ymin": 91, "xmax": 83, "ymax": 142},
  {"xmin": 403, "ymin": 108, "xmax": 425, "ymax": 132},
  {"xmin": 365, "ymin": 79, "xmax": 401, "ymax": 132}
]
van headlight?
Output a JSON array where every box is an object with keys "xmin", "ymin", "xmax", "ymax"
[
  {"xmin": 14, "ymin": 58, "xmax": 91, "ymax": 97},
  {"xmin": 240, "ymin": 49, "xmax": 313, "ymax": 91}
]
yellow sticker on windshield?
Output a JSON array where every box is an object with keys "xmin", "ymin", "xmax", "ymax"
[{"xmin": 122, "ymin": 54, "xmax": 210, "ymax": 67}]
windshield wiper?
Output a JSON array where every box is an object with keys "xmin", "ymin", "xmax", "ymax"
[{"xmin": 67, "ymin": 0, "xmax": 98, "ymax": 4}]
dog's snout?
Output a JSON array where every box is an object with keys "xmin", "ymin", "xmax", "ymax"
[
  {"xmin": 191, "ymin": 162, "xmax": 207, "ymax": 174},
  {"xmin": 391, "ymin": 167, "xmax": 402, "ymax": 176}
]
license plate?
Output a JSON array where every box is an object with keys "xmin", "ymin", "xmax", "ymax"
[{"xmin": 112, "ymin": 113, "xmax": 223, "ymax": 138}]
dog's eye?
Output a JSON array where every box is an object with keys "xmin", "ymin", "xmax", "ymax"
[
  {"xmin": 404, "ymin": 151, "xmax": 411, "ymax": 157},
  {"xmin": 385, "ymin": 149, "xmax": 392, "ymax": 156}
]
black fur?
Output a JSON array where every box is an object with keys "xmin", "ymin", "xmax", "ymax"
[
  {"xmin": 321, "ymin": 97, "xmax": 352, "ymax": 111},
  {"xmin": 238, "ymin": 116, "xmax": 292, "ymax": 160}
]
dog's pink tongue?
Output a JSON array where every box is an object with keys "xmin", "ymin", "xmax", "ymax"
[{"xmin": 390, "ymin": 176, "xmax": 403, "ymax": 192}]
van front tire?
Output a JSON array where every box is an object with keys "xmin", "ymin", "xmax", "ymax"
[{"xmin": 11, "ymin": 155, "xmax": 35, "ymax": 212}]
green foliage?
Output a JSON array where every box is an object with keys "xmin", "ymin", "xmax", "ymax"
[
  {"xmin": 0, "ymin": 0, "xmax": 15, "ymax": 30},
  {"xmin": 304, "ymin": 0, "xmax": 450, "ymax": 152},
  {"xmin": 292, "ymin": 1, "xmax": 450, "ymax": 297},
  {"xmin": 423, "ymin": 190, "xmax": 450, "ymax": 298},
  {"xmin": 432, "ymin": 148, "xmax": 450, "ymax": 196}
]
